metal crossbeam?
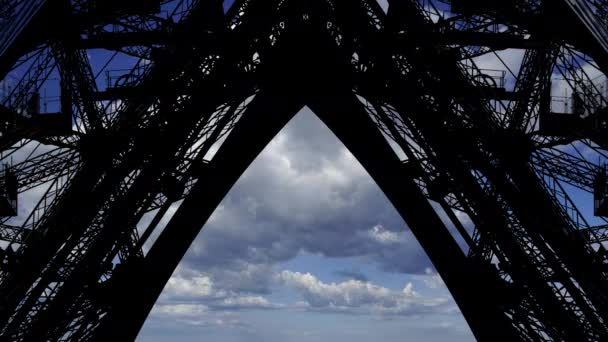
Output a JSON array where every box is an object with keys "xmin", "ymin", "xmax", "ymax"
[{"xmin": 0, "ymin": 0, "xmax": 607, "ymax": 341}]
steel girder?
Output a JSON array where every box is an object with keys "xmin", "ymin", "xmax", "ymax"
[{"xmin": 0, "ymin": 0, "xmax": 608, "ymax": 341}]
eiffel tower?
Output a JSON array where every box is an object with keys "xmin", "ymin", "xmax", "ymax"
[{"xmin": 1, "ymin": 0, "xmax": 608, "ymax": 340}]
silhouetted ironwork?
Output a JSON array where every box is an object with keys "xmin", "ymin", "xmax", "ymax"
[{"xmin": 0, "ymin": 0, "xmax": 607, "ymax": 340}]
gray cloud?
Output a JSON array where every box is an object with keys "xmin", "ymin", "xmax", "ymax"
[
  {"xmin": 333, "ymin": 268, "xmax": 369, "ymax": 282},
  {"xmin": 142, "ymin": 109, "xmax": 467, "ymax": 336},
  {"xmin": 182, "ymin": 109, "xmax": 431, "ymax": 289},
  {"xmin": 153, "ymin": 264, "xmax": 455, "ymax": 319}
]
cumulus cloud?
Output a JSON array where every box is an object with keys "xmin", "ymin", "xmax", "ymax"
[
  {"xmin": 368, "ymin": 224, "xmax": 405, "ymax": 244},
  {"xmin": 144, "ymin": 109, "xmax": 466, "ymax": 336},
  {"xmin": 164, "ymin": 272, "xmax": 218, "ymax": 299},
  {"xmin": 184, "ymin": 110, "xmax": 431, "ymax": 280},
  {"xmin": 277, "ymin": 270, "xmax": 401, "ymax": 308},
  {"xmin": 158, "ymin": 266, "xmax": 281, "ymax": 312},
  {"xmin": 276, "ymin": 270, "xmax": 453, "ymax": 316},
  {"xmin": 152, "ymin": 264, "xmax": 454, "ymax": 323}
]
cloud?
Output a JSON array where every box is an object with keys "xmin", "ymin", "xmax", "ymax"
[
  {"xmin": 217, "ymin": 296, "xmax": 278, "ymax": 310},
  {"xmin": 414, "ymin": 268, "xmax": 446, "ymax": 290},
  {"xmin": 153, "ymin": 303, "xmax": 208, "ymax": 317},
  {"xmin": 142, "ymin": 109, "xmax": 466, "ymax": 336},
  {"xmin": 368, "ymin": 224, "xmax": 405, "ymax": 244},
  {"xmin": 276, "ymin": 270, "xmax": 454, "ymax": 316},
  {"xmin": 150, "ymin": 303, "xmax": 247, "ymax": 328},
  {"xmin": 163, "ymin": 272, "xmax": 223, "ymax": 299},
  {"xmin": 333, "ymin": 268, "xmax": 369, "ymax": 282},
  {"xmin": 183, "ymin": 109, "xmax": 431, "ymax": 282},
  {"xmin": 158, "ymin": 266, "xmax": 281, "ymax": 312},
  {"xmin": 153, "ymin": 264, "xmax": 454, "ymax": 321},
  {"xmin": 277, "ymin": 270, "xmax": 401, "ymax": 308}
]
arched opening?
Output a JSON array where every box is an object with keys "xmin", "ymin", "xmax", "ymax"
[{"xmin": 138, "ymin": 107, "xmax": 474, "ymax": 341}]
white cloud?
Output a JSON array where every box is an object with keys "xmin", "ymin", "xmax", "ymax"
[
  {"xmin": 159, "ymin": 266, "xmax": 280, "ymax": 311},
  {"xmin": 150, "ymin": 303, "xmax": 247, "ymax": 328},
  {"xmin": 152, "ymin": 303, "xmax": 209, "ymax": 317},
  {"xmin": 403, "ymin": 282, "xmax": 415, "ymax": 296},
  {"xmin": 276, "ymin": 270, "xmax": 453, "ymax": 316},
  {"xmin": 163, "ymin": 273, "xmax": 226, "ymax": 298},
  {"xmin": 156, "ymin": 264, "xmax": 454, "ymax": 320},
  {"xmin": 368, "ymin": 224, "xmax": 404, "ymax": 244},
  {"xmin": 219, "ymin": 296, "xmax": 278, "ymax": 309},
  {"xmin": 415, "ymin": 268, "xmax": 446, "ymax": 290}
]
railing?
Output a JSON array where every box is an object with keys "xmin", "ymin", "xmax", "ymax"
[
  {"xmin": 0, "ymin": 49, "xmax": 54, "ymax": 113},
  {"xmin": 548, "ymin": 95, "xmax": 576, "ymax": 114},
  {"xmin": 578, "ymin": 73, "xmax": 608, "ymax": 114},
  {"xmin": 104, "ymin": 67, "xmax": 147, "ymax": 90},
  {"xmin": 548, "ymin": 74, "xmax": 608, "ymax": 116},
  {"xmin": 462, "ymin": 65, "xmax": 508, "ymax": 89}
]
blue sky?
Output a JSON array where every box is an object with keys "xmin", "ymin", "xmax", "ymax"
[{"xmin": 136, "ymin": 108, "xmax": 474, "ymax": 341}]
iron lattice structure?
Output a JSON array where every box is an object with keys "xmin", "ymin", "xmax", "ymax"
[{"xmin": 1, "ymin": 0, "xmax": 608, "ymax": 340}]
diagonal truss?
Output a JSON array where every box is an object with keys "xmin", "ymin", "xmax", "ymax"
[{"xmin": 0, "ymin": 0, "xmax": 607, "ymax": 341}]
